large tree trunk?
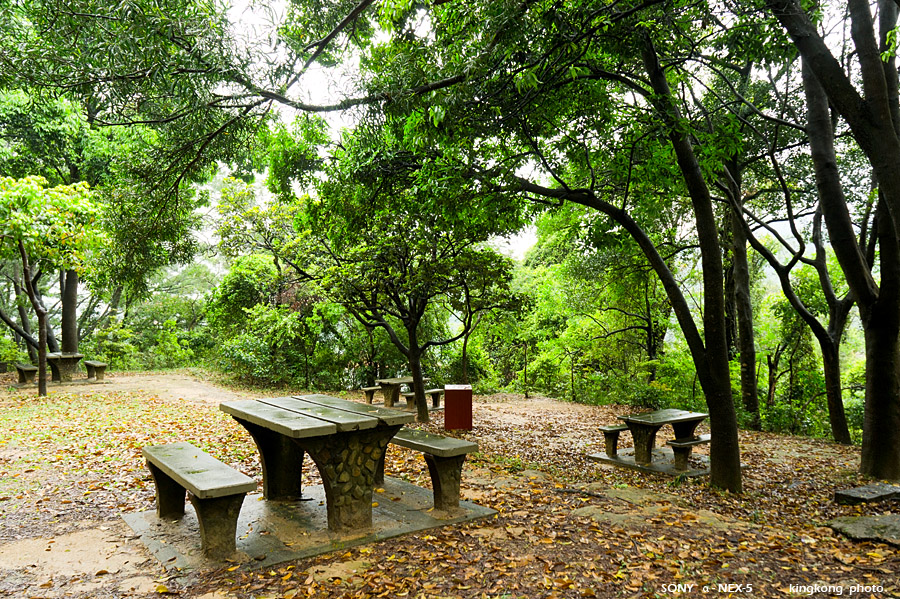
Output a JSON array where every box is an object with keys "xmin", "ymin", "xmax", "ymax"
[
  {"xmin": 641, "ymin": 36, "xmax": 742, "ymax": 492},
  {"xmin": 768, "ymin": 0, "xmax": 900, "ymax": 479},
  {"xmin": 860, "ymin": 301, "xmax": 900, "ymax": 477},
  {"xmin": 725, "ymin": 155, "xmax": 761, "ymax": 431},
  {"xmin": 60, "ymin": 269, "xmax": 79, "ymax": 354}
]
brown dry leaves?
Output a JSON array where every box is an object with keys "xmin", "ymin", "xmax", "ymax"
[{"xmin": 1, "ymin": 380, "xmax": 898, "ymax": 598}]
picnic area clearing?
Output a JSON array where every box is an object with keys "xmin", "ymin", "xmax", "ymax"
[{"xmin": 0, "ymin": 370, "xmax": 896, "ymax": 598}]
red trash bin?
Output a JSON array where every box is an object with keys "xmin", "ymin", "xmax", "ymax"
[{"xmin": 444, "ymin": 384, "xmax": 473, "ymax": 430}]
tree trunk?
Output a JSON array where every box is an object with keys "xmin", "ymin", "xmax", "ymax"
[
  {"xmin": 821, "ymin": 342, "xmax": 852, "ymax": 445},
  {"xmin": 408, "ymin": 347, "xmax": 430, "ymax": 423},
  {"xmin": 860, "ymin": 302, "xmax": 900, "ymax": 478},
  {"xmin": 727, "ymin": 161, "xmax": 761, "ymax": 431},
  {"xmin": 18, "ymin": 242, "xmax": 48, "ymax": 396},
  {"xmin": 60, "ymin": 269, "xmax": 79, "ymax": 354},
  {"xmin": 641, "ymin": 36, "xmax": 742, "ymax": 492},
  {"xmin": 768, "ymin": 0, "xmax": 900, "ymax": 479},
  {"xmin": 461, "ymin": 330, "xmax": 470, "ymax": 384}
]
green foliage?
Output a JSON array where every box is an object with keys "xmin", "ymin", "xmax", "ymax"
[
  {"xmin": 149, "ymin": 319, "xmax": 195, "ymax": 369},
  {"xmin": 0, "ymin": 176, "xmax": 103, "ymax": 271},
  {"xmin": 206, "ymin": 255, "xmax": 279, "ymax": 334},
  {"xmin": 0, "ymin": 334, "xmax": 24, "ymax": 364},
  {"xmin": 80, "ymin": 321, "xmax": 141, "ymax": 370}
]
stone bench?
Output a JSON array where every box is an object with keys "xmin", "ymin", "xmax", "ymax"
[
  {"xmin": 666, "ymin": 434, "xmax": 711, "ymax": 471},
  {"xmin": 401, "ymin": 390, "xmax": 416, "ymax": 407},
  {"xmin": 142, "ymin": 442, "xmax": 256, "ymax": 558},
  {"xmin": 377, "ymin": 429, "xmax": 478, "ymax": 510},
  {"xmin": 599, "ymin": 424, "xmax": 629, "ymax": 457},
  {"xmin": 361, "ymin": 385, "xmax": 381, "ymax": 404},
  {"xmin": 84, "ymin": 360, "xmax": 108, "ymax": 381},
  {"xmin": 15, "ymin": 363, "xmax": 37, "ymax": 384},
  {"xmin": 424, "ymin": 388, "xmax": 444, "ymax": 407}
]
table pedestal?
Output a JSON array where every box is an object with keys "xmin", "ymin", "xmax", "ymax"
[
  {"xmin": 629, "ymin": 421, "xmax": 704, "ymax": 465},
  {"xmin": 380, "ymin": 384, "xmax": 401, "ymax": 407},
  {"xmin": 237, "ymin": 420, "xmax": 306, "ymax": 500},
  {"xmin": 297, "ymin": 425, "xmax": 402, "ymax": 531}
]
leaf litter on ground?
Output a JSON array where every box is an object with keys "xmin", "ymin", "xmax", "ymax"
[{"xmin": 0, "ymin": 374, "xmax": 897, "ymax": 598}]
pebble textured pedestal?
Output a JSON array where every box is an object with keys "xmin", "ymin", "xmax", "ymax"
[
  {"xmin": 297, "ymin": 425, "xmax": 402, "ymax": 531},
  {"xmin": 47, "ymin": 353, "xmax": 83, "ymax": 383}
]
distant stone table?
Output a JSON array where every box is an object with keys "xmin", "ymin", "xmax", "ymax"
[{"xmin": 46, "ymin": 353, "xmax": 84, "ymax": 382}]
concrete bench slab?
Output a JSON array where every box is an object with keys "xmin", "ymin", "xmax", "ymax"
[
  {"xmin": 142, "ymin": 442, "xmax": 256, "ymax": 558},
  {"xmin": 378, "ymin": 428, "xmax": 478, "ymax": 510},
  {"xmin": 834, "ymin": 482, "xmax": 900, "ymax": 505}
]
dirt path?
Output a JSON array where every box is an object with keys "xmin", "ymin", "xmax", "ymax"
[
  {"xmin": 1, "ymin": 372, "xmax": 894, "ymax": 599},
  {"xmin": 0, "ymin": 371, "xmax": 249, "ymax": 405},
  {"xmin": 0, "ymin": 373, "xmax": 599, "ymax": 598}
]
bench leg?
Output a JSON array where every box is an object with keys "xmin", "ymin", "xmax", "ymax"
[
  {"xmin": 190, "ymin": 493, "xmax": 246, "ymax": 558},
  {"xmin": 147, "ymin": 462, "xmax": 186, "ymax": 519},
  {"xmin": 86, "ymin": 364, "xmax": 96, "ymax": 379},
  {"xmin": 603, "ymin": 432, "xmax": 621, "ymax": 457},
  {"xmin": 429, "ymin": 393, "xmax": 442, "ymax": 408},
  {"xmin": 364, "ymin": 390, "xmax": 376, "ymax": 404},
  {"xmin": 423, "ymin": 454, "xmax": 466, "ymax": 510},
  {"xmin": 94, "ymin": 367, "xmax": 105, "ymax": 381},
  {"xmin": 671, "ymin": 447, "xmax": 691, "ymax": 471},
  {"xmin": 237, "ymin": 420, "xmax": 305, "ymax": 500}
]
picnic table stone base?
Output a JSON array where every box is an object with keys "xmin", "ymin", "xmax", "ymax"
[
  {"xmin": 122, "ymin": 476, "xmax": 496, "ymax": 571},
  {"xmin": 834, "ymin": 482, "xmax": 900, "ymax": 505},
  {"xmin": 830, "ymin": 514, "xmax": 900, "ymax": 547},
  {"xmin": 296, "ymin": 426, "xmax": 401, "ymax": 531},
  {"xmin": 46, "ymin": 353, "xmax": 83, "ymax": 383},
  {"xmin": 588, "ymin": 447, "xmax": 711, "ymax": 477}
]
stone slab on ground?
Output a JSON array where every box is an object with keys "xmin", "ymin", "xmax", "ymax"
[
  {"xmin": 830, "ymin": 514, "xmax": 900, "ymax": 547},
  {"xmin": 122, "ymin": 476, "xmax": 495, "ymax": 571},
  {"xmin": 587, "ymin": 447, "xmax": 710, "ymax": 477},
  {"xmin": 834, "ymin": 482, "xmax": 900, "ymax": 505}
]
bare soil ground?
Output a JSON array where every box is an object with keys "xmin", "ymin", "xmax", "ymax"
[{"xmin": 0, "ymin": 370, "xmax": 897, "ymax": 598}]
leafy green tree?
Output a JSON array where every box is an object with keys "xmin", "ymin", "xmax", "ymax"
[
  {"xmin": 0, "ymin": 176, "xmax": 101, "ymax": 394},
  {"xmin": 762, "ymin": 0, "xmax": 900, "ymax": 478},
  {"xmin": 298, "ymin": 128, "xmax": 524, "ymax": 421}
]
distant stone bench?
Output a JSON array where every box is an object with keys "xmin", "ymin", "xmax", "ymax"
[
  {"xmin": 142, "ymin": 442, "xmax": 256, "ymax": 558},
  {"xmin": 599, "ymin": 424, "xmax": 629, "ymax": 457},
  {"xmin": 378, "ymin": 429, "xmax": 478, "ymax": 510},
  {"xmin": 424, "ymin": 388, "xmax": 444, "ymax": 407},
  {"xmin": 667, "ymin": 434, "xmax": 711, "ymax": 471},
  {"xmin": 84, "ymin": 360, "xmax": 108, "ymax": 381},
  {"xmin": 401, "ymin": 388, "xmax": 445, "ymax": 408},
  {"xmin": 361, "ymin": 385, "xmax": 381, "ymax": 404},
  {"xmin": 15, "ymin": 363, "xmax": 37, "ymax": 384}
]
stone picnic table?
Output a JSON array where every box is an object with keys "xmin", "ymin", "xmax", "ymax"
[
  {"xmin": 46, "ymin": 352, "xmax": 83, "ymax": 382},
  {"xmin": 619, "ymin": 408, "xmax": 708, "ymax": 465},
  {"xmin": 374, "ymin": 376, "xmax": 414, "ymax": 407},
  {"xmin": 220, "ymin": 394, "xmax": 414, "ymax": 532}
]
